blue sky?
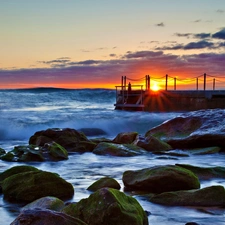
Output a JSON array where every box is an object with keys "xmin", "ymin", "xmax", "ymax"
[{"xmin": 0, "ymin": 0, "xmax": 225, "ymax": 88}]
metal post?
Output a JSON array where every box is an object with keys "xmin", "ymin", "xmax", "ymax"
[
  {"xmin": 165, "ymin": 74, "xmax": 168, "ymax": 91},
  {"xmin": 148, "ymin": 75, "xmax": 150, "ymax": 91},
  {"xmin": 124, "ymin": 76, "xmax": 126, "ymax": 90},
  {"xmin": 196, "ymin": 78, "xmax": 198, "ymax": 90},
  {"xmin": 121, "ymin": 76, "xmax": 123, "ymax": 90},
  {"xmin": 204, "ymin": 73, "xmax": 206, "ymax": 91},
  {"xmin": 174, "ymin": 77, "xmax": 176, "ymax": 90},
  {"xmin": 145, "ymin": 75, "xmax": 148, "ymax": 91},
  {"xmin": 213, "ymin": 78, "xmax": 215, "ymax": 90}
]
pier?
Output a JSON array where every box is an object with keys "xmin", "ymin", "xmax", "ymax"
[{"xmin": 114, "ymin": 73, "xmax": 225, "ymax": 112}]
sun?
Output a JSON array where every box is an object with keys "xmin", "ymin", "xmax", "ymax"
[{"xmin": 151, "ymin": 81, "xmax": 160, "ymax": 91}]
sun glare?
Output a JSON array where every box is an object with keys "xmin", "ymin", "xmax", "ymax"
[{"xmin": 151, "ymin": 82, "xmax": 160, "ymax": 91}]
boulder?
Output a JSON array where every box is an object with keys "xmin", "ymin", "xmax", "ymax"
[
  {"xmin": 2, "ymin": 170, "xmax": 74, "ymax": 202},
  {"xmin": 133, "ymin": 135, "xmax": 172, "ymax": 152},
  {"xmin": 186, "ymin": 146, "xmax": 221, "ymax": 155},
  {"xmin": 176, "ymin": 164, "xmax": 225, "ymax": 180},
  {"xmin": 1, "ymin": 145, "xmax": 45, "ymax": 162},
  {"xmin": 87, "ymin": 177, "xmax": 121, "ymax": 191},
  {"xmin": 22, "ymin": 196, "xmax": 65, "ymax": 212},
  {"xmin": 62, "ymin": 188, "xmax": 148, "ymax": 225},
  {"xmin": 145, "ymin": 116, "xmax": 202, "ymax": 139},
  {"xmin": 0, "ymin": 165, "xmax": 39, "ymax": 183},
  {"xmin": 122, "ymin": 165, "xmax": 200, "ymax": 193},
  {"xmin": 10, "ymin": 209, "xmax": 87, "ymax": 225},
  {"xmin": 45, "ymin": 141, "xmax": 68, "ymax": 159},
  {"xmin": 113, "ymin": 132, "xmax": 138, "ymax": 144},
  {"xmin": 93, "ymin": 142, "xmax": 146, "ymax": 157},
  {"xmin": 149, "ymin": 185, "xmax": 225, "ymax": 206},
  {"xmin": 29, "ymin": 128, "xmax": 96, "ymax": 153}
]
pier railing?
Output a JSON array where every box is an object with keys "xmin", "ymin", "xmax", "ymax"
[{"xmin": 120, "ymin": 73, "xmax": 225, "ymax": 91}]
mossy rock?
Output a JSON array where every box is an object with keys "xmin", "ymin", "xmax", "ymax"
[
  {"xmin": 29, "ymin": 128, "xmax": 96, "ymax": 153},
  {"xmin": 133, "ymin": 135, "xmax": 172, "ymax": 152},
  {"xmin": 87, "ymin": 177, "xmax": 121, "ymax": 191},
  {"xmin": 0, "ymin": 165, "xmax": 39, "ymax": 183},
  {"xmin": 176, "ymin": 164, "xmax": 225, "ymax": 180},
  {"xmin": 22, "ymin": 196, "xmax": 65, "ymax": 212},
  {"xmin": 113, "ymin": 132, "xmax": 138, "ymax": 144},
  {"xmin": 46, "ymin": 142, "xmax": 68, "ymax": 159},
  {"xmin": 0, "ymin": 147, "xmax": 6, "ymax": 155},
  {"xmin": 123, "ymin": 165, "xmax": 200, "ymax": 193},
  {"xmin": 1, "ymin": 145, "xmax": 44, "ymax": 162},
  {"xmin": 2, "ymin": 170, "xmax": 74, "ymax": 202},
  {"xmin": 62, "ymin": 188, "xmax": 148, "ymax": 225},
  {"xmin": 93, "ymin": 142, "xmax": 146, "ymax": 157},
  {"xmin": 186, "ymin": 146, "xmax": 221, "ymax": 155},
  {"xmin": 149, "ymin": 185, "xmax": 225, "ymax": 206},
  {"xmin": 11, "ymin": 209, "xmax": 87, "ymax": 225}
]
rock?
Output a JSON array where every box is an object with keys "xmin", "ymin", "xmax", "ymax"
[
  {"xmin": 87, "ymin": 177, "xmax": 121, "ymax": 191},
  {"xmin": 62, "ymin": 188, "xmax": 148, "ymax": 225},
  {"xmin": 122, "ymin": 165, "xmax": 200, "ymax": 193},
  {"xmin": 2, "ymin": 170, "xmax": 74, "ymax": 202},
  {"xmin": 10, "ymin": 209, "xmax": 87, "ymax": 225},
  {"xmin": 149, "ymin": 185, "xmax": 225, "ymax": 206},
  {"xmin": 0, "ymin": 147, "xmax": 6, "ymax": 155},
  {"xmin": 22, "ymin": 196, "xmax": 65, "ymax": 212},
  {"xmin": 176, "ymin": 164, "xmax": 225, "ymax": 180},
  {"xmin": 145, "ymin": 116, "xmax": 202, "ymax": 139},
  {"xmin": 133, "ymin": 135, "xmax": 172, "ymax": 152},
  {"xmin": 93, "ymin": 142, "xmax": 146, "ymax": 157},
  {"xmin": 186, "ymin": 146, "xmax": 221, "ymax": 155},
  {"xmin": 113, "ymin": 132, "xmax": 138, "ymax": 144},
  {"xmin": 77, "ymin": 128, "xmax": 107, "ymax": 136},
  {"xmin": 45, "ymin": 141, "xmax": 68, "ymax": 159},
  {"xmin": 89, "ymin": 137, "xmax": 112, "ymax": 144},
  {"xmin": 0, "ymin": 165, "xmax": 39, "ymax": 183},
  {"xmin": 29, "ymin": 128, "xmax": 96, "ymax": 153},
  {"xmin": 1, "ymin": 145, "xmax": 45, "ymax": 162}
]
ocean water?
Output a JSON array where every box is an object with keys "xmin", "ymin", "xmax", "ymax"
[{"xmin": 0, "ymin": 88, "xmax": 225, "ymax": 225}]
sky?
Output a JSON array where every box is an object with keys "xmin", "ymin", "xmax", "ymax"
[{"xmin": 0, "ymin": 0, "xmax": 225, "ymax": 89}]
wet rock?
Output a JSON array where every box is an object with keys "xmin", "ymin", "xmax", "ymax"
[
  {"xmin": 145, "ymin": 111, "xmax": 225, "ymax": 149},
  {"xmin": 62, "ymin": 188, "xmax": 148, "ymax": 225},
  {"xmin": 186, "ymin": 146, "xmax": 221, "ymax": 155},
  {"xmin": 176, "ymin": 164, "xmax": 225, "ymax": 180},
  {"xmin": 133, "ymin": 135, "xmax": 172, "ymax": 152},
  {"xmin": 45, "ymin": 141, "xmax": 68, "ymax": 159},
  {"xmin": 1, "ymin": 145, "xmax": 45, "ymax": 162},
  {"xmin": 145, "ymin": 116, "xmax": 202, "ymax": 139},
  {"xmin": 0, "ymin": 147, "xmax": 6, "ymax": 155},
  {"xmin": 0, "ymin": 165, "xmax": 39, "ymax": 183},
  {"xmin": 93, "ymin": 142, "xmax": 146, "ymax": 157},
  {"xmin": 113, "ymin": 132, "xmax": 138, "ymax": 144},
  {"xmin": 149, "ymin": 185, "xmax": 225, "ymax": 206},
  {"xmin": 122, "ymin": 165, "xmax": 200, "ymax": 193},
  {"xmin": 10, "ymin": 209, "xmax": 87, "ymax": 225},
  {"xmin": 29, "ymin": 128, "xmax": 96, "ymax": 153},
  {"xmin": 2, "ymin": 170, "xmax": 74, "ymax": 202},
  {"xmin": 87, "ymin": 176, "xmax": 121, "ymax": 191},
  {"xmin": 22, "ymin": 196, "xmax": 65, "ymax": 212}
]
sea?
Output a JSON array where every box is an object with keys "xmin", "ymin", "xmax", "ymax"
[{"xmin": 0, "ymin": 88, "xmax": 225, "ymax": 225}]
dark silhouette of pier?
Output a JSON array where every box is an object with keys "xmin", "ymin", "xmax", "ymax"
[{"xmin": 114, "ymin": 73, "xmax": 225, "ymax": 112}]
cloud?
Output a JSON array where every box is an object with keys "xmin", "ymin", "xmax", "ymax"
[
  {"xmin": 216, "ymin": 9, "xmax": 224, "ymax": 13},
  {"xmin": 212, "ymin": 28, "xmax": 225, "ymax": 40},
  {"xmin": 193, "ymin": 33, "xmax": 211, "ymax": 39},
  {"xmin": 193, "ymin": 19, "xmax": 201, "ymax": 23},
  {"xmin": 1, "ymin": 50, "xmax": 225, "ymax": 89},
  {"xmin": 183, "ymin": 40, "xmax": 214, "ymax": 49},
  {"xmin": 155, "ymin": 22, "xmax": 165, "ymax": 27},
  {"xmin": 174, "ymin": 33, "xmax": 192, "ymax": 38}
]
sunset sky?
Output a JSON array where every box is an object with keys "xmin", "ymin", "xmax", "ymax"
[{"xmin": 0, "ymin": 0, "xmax": 225, "ymax": 89}]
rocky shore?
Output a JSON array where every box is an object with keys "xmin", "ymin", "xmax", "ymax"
[{"xmin": 1, "ymin": 110, "xmax": 225, "ymax": 224}]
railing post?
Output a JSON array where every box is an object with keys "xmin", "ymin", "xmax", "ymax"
[
  {"xmin": 148, "ymin": 75, "xmax": 150, "ymax": 91},
  {"xmin": 121, "ymin": 76, "xmax": 124, "ymax": 90},
  {"xmin": 204, "ymin": 73, "xmax": 206, "ymax": 91},
  {"xmin": 165, "ymin": 74, "xmax": 168, "ymax": 91},
  {"xmin": 174, "ymin": 77, "xmax": 176, "ymax": 90},
  {"xmin": 196, "ymin": 77, "xmax": 198, "ymax": 90},
  {"xmin": 124, "ymin": 76, "xmax": 126, "ymax": 90},
  {"xmin": 213, "ymin": 78, "xmax": 215, "ymax": 90},
  {"xmin": 145, "ymin": 75, "xmax": 148, "ymax": 91}
]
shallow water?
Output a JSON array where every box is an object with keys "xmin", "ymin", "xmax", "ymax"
[{"xmin": 0, "ymin": 88, "xmax": 225, "ymax": 224}]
